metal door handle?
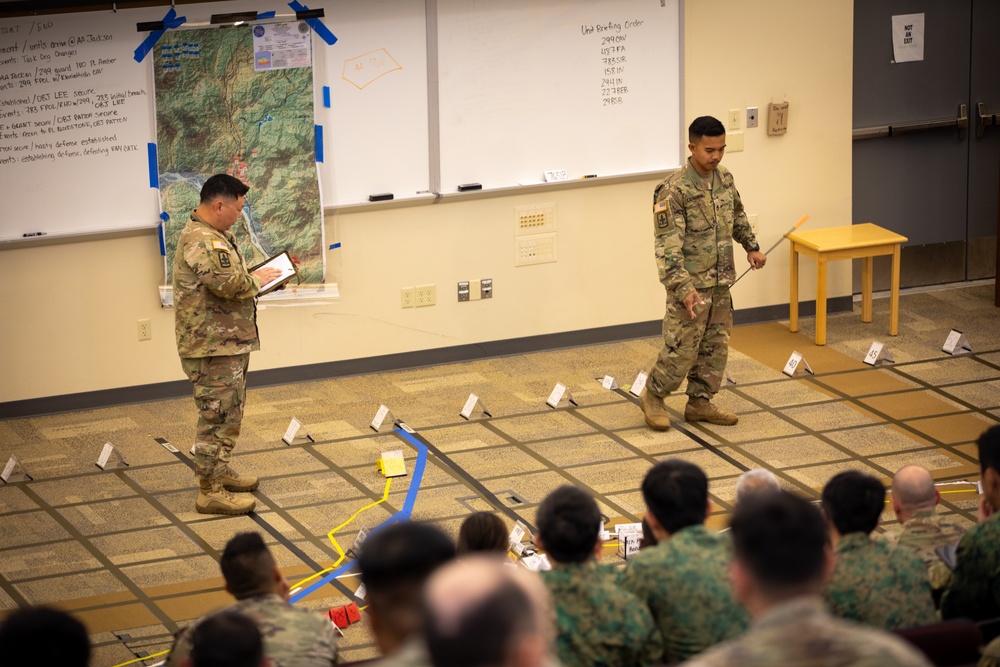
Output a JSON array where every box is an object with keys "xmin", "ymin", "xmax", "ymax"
[
  {"xmin": 853, "ymin": 103, "xmax": 968, "ymax": 140},
  {"xmin": 976, "ymin": 102, "xmax": 999, "ymax": 139}
]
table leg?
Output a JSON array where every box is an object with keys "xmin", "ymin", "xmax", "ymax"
[
  {"xmin": 890, "ymin": 243, "xmax": 901, "ymax": 336},
  {"xmin": 816, "ymin": 256, "xmax": 828, "ymax": 346},
  {"xmin": 862, "ymin": 256, "xmax": 873, "ymax": 323},
  {"xmin": 789, "ymin": 244, "xmax": 799, "ymax": 333}
]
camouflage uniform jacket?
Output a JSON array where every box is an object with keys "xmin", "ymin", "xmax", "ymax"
[
  {"xmin": 165, "ymin": 594, "xmax": 338, "ymax": 667},
  {"xmin": 824, "ymin": 532, "xmax": 936, "ymax": 630},
  {"xmin": 371, "ymin": 637, "xmax": 431, "ymax": 667},
  {"xmin": 540, "ymin": 561, "xmax": 663, "ymax": 667},
  {"xmin": 881, "ymin": 510, "xmax": 968, "ymax": 592},
  {"xmin": 681, "ymin": 596, "xmax": 933, "ymax": 667},
  {"xmin": 174, "ymin": 212, "xmax": 262, "ymax": 358},
  {"xmin": 653, "ymin": 159, "xmax": 758, "ymax": 302},
  {"xmin": 941, "ymin": 511, "xmax": 1000, "ymax": 621},
  {"xmin": 620, "ymin": 525, "xmax": 749, "ymax": 664}
]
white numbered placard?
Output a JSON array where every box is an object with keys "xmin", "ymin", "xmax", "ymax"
[
  {"xmin": 546, "ymin": 382, "xmax": 577, "ymax": 408},
  {"xmin": 282, "ymin": 417, "xmax": 314, "ymax": 445},
  {"xmin": 370, "ymin": 405, "xmax": 394, "ymax": 432},
  {"xmin": 942, "ymin": 329, "xmax": 972, "ymax": 355},
  {"xmin": 1, "ymin": 455, "xmax": 31, "ymax": 483},
  {"xmin": 460, "ymin": 393, "xmax": 492, "ymax": 420},
  {"xmin": 863, "ymin": 341, "xmax": 894, "ymax": 366},
  {"xmin": 629, "ymin": 371, "xmax": 648, "ymax": 397},
  {"xmin": 354, "ymin": 583, "xmax": 367, "ymax": 600},
  {"xmin": 600, "ymin": 375, "xmax": 619, "ymax": 390},
  {"xmin": 782, "ymin": 351, "xmax": 814, "ymax": 377},
  {"xmin": 96, "ymin": 442, "xmax": 128, "ymax": 470},
  {"xmin": 543, "ymin": 169, "xmax": 569, "ymax": 182}
]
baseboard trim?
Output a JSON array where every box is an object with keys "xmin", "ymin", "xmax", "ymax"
[{"xmin": 0, "ymin": 297, "xmax": 851, "ymax": 419}]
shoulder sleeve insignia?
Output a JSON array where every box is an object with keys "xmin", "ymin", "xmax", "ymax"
[
  {"xmin": 654, "ymin": 201, "xmax": 667, "ymax": 213},
  {"xmin": 217, "ymin": 250, "xmax": 231, "ymax": 268},
  {"xmin": 211, "ymin": 240, "xmax": 228, "ymax": 251},
  {"xmin": 657, "ymin": 212, "xmax": 669, "ymax": 228}
]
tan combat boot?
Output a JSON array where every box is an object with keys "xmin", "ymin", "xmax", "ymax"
[
  {"xmin": 640, "ymin": 389, "xmax": 672, "ymax": 431},
  {"xmin": 217, "ymin": 464, "xmax": 259, "ymax": 492},
  {"xmin": 684, "ymin": 397, "xmax": 739, "ymax": 425},
  {"xmin": 196, "ymin": 478, "xmax": 256, "ymax": 515}
]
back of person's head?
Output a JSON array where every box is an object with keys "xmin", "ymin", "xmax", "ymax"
[
  {"xmin": 979, "ymin": 425, "xmax": 1000, "ymax": 476},
  {"xmin": 200, "ymin": 174, "xmax": 249, "ymax": 204},
  {"xmin": 457, "ymin": 512, "xmax": 509, "ymax": 556},
  {"xmin": 423, "ymin": 557, "xmax": 547, "ymax": 667},
  {"xmin": 535, "ymin": 485, "xmax": 600, "ymax": 564},
  {"xmin": 642, "ymin": 459, "xmax": 708, "ymax": 535},
  {"xmin": 0, "ymin": 606, "xmax": 90, "ymax": 667},
  {"xmin": 735, "ymin": 469, "xmax": 780, "ymax": 505},
  {"xmin": 190, "ymin": 611, "xmax": 264, "ymax": 667},
  {"xmin": 689, "ymin": 115, "xmax": 725, "ymax": 142},
  {"xmin": 821, "ymin": 470, "xmax": 885, "ymax": 536},
  {"xmin": 730, "ymin": 490, "xmax": 829, "ymax": 599},
  {"xmin": 358, "ymin": 521, "xmax": 456, "ymax": 649},
  {"xmin": 640, "ymin": 516, "xmax": 658, "ymax": 549},
  {"xmin": 891, "ymin": 464, "xmax": 937, "ymax": 514},
  {"xmin": 220, "ymin": 532, "xmax": 277, "ymax": 599}
]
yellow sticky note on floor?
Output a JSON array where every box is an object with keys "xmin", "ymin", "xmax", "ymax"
[{"xmin": 377, "ymin": 450, "xmax": 407, "ymax": 478}]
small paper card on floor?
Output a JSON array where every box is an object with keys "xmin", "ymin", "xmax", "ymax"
[
  {"xmin": 726, "ymin": 370, "xmax": 737, "ymax": 385},
  {"xmin": 509, "ymin": 520, "xmax": 528, "ymax": 550},
  {"xmin": 546, "ymin": 382, "xmax": 577, "ymax": 408},
  {"xmin": 600, "ymin": 375, "xmax": 619, "ymax": 390},
  {"xmin": 155, "ymin": 438, "xmax": 179, "ymax": 454},
  {"xmin": 96, "ymin": 442, "xmax": 128, "ymax": 470},
  {"xmin": 783, "ymin": 351, "xmax": 814, "ymax": 377},
  {"xmin": 863, "ymin": 341, "xmax": 894, "ymax": 366},
  {"xmin": 354, "ymin": 583, "xmax": 367, "ymax": 600},
  {"xmin": 942, "ymin": 329, "xmax": 972, "ymax": 355},
  {"xmin": 282, "ymin": 417, "xmax": 314, "ymax": 445},
  {"xmin": 377, "ymin": 449, "xmax": 407, "ymax": 478},
  {"xmin": 460, "ymin": 393, "xmax": 492, "ymax": 420},
  {"xmin": 371, "ymin": 405, "xmax": 395, "ymax": 432},
  {"xmin": 629, "ymin": 371, "xmax": 648, "ymax": 397},
  {"xmin": 1, "ymin": 455, "xmax": 31, "ymax": 483},
  {"xmin": 521, "ymin": 553, "xmax": 552, "ymax": 571}
]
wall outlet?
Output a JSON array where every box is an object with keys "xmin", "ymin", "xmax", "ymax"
[
  {"xmin": 458, "ymin": 281, "xmax": 470, "ymax": 302},
  {"xmin": 514, "ymin": 203, "xmax": 557, "ymax": 236},
  {"xmin": 415, "ymin": 284, "xmax": 436, "ymax": 307},
  {"xmin": 481, "ymin": 278, "xmax": 493, "ymax": 299},
  {"xmin": 515, "ymin": 233, "xmax": 557, "ymax": 266},
  {"xmin": 137, "ymin": 318, "xmax": 151, "ymax": 341},
  {"xmin": 746, "ymin": 106, "xmax": 759, "ymax": 128},
  {"xmin": 401, "ymin": 287, "xmax": 415, "ymax": 308}
]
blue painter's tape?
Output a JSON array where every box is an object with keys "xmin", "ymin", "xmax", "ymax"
[
  {"xmin": 147, "ymin": 143, "xmax": 159, "ymax": 188},
  {"xmin": 323, "ymin": 86, "xmax": 331, "ymax": 108},
  {"xmin": 328, "ymin": 242, "xmax": 341, "ymax": 250},
  {"xmin": 158, "ymin": 223, "xmax": 166, "ymax": 256},
  {"xmin": 287, "ymin": 0, "xmax": 338, "ymax": 45},
  {"xmin": 134, "ymin": 7, "xmax": 186, "ymax": 63},
  {"xmin": 315, "ymin": 125, "xmax": 324, "ymax": 163},
  {"xmin": 256, "ymin": 11, "xmax": 276, "ymax": 19},
  {"xmin": 160, "ymin": 212, "xmax": 170, "ymax": 222},
  {"xmin": 288, "ymin": 427, "xmax": 427, "ymax": 604}
]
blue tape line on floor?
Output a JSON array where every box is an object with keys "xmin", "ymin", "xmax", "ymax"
[{"xmin": 289, "ymin": 427, "xmax": 427, "ymax": 603}]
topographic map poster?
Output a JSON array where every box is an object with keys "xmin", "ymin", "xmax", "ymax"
[{"xmin": 154, "ymin": 23, "xmax": 323, "ymax": 285}]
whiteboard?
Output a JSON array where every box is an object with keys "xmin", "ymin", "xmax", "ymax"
[{"xmin": 436, "ymin": 0, "xmax": 682, "ymax": 191}]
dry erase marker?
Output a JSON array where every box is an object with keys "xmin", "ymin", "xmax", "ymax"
[
  {"xmin": 581, "ymin": 174, "xmax": 597, "ymax": 179},
  {"xmin": 22, "ymin": 232, "xmax": 46, "ymax": 237}
]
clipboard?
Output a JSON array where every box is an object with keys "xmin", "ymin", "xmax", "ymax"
[{"xmin": 250, "ymin": 251, "xmax": 299, "ymax": 296}]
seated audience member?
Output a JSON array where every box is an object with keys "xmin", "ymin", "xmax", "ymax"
[
  {"xmin": 165, "ymin": 532, "xmax": 337, "ymax": 667},
  {"xmin": 0, "ymin": 606, "xmax": 90, "ymax": 667},
  {"xmin": 620, "ymin": 459, "xmax": 749, "ymax": 663},
  {"xmin": 884, "ymin": 464, "xmax": 967, "ymax": 601},
  {"xmin": 457, "ymin": 511, "xmax": 510, "ymax": 557},
  {"xmin": 942, "ymin": 425, "xmax": 1000, "ymax": 621},
  {"xmin": 734, "ymin": 469, "xmax": 780, "ymax": 506},
  {"xmin": 822, "ymin": 470, "xmax": 936, "ymax": 630},
  {"xmin": 681, "ymin": 491, "xmax": 932, "ymax": 667},
  {"xmin": 358, "ymin": 521, "xmax": 457, "ymax": 666},
  {"xmin": 188, "ymin": 610, "xmax": 265, "ymax": 667},
  {"xmin": 535, "ymin": 485, "xmax": 662, "ymax": 667},
  {"xmin": 640, "ymin": 516, "xmax": 658, "ymax": 549},
  {"xmin": 423, "ymin": 556, "xmax": 555, "ymax": 667}
]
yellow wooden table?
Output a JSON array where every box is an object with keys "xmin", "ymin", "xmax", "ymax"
[{"xmin": 788, "ymin": 223, "xmax": 908, "ymax": 346}]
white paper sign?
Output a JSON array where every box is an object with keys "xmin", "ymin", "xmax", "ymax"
[
  {"xmin": 1, "ymin": 455, "xmax": 30, "ymax": 483},
  {"xmin": 521, "ymin": 553, "xmax": 552, "ymax": 571},
  {"xmin": 546, "ymin": 383, "xmax": 576, "ymax": 408},
  {"xmin": 96, "ymin": 442, "xmax": 128, "ymax": 470},
  {"xmin": 863, "ymin": 341, "xmax": 895, "ymax": 366},
  {"xmin": 629, "ymin": 371, "xmax": 648, "ymax": 397},
  {"xmin": 942, "ymin": 329, "xmax": 972, "ymax": 355},
  {"xmin": 600, "ymin": 375, "xmax": 619, "ymax": 390},
  {"xmin": 783, "ymin": 351, "xmax": 814, "ymax": 377},
  {"xmin": 892, "ymin": 13, "xmax": 925, "ymax": 63},
  {"xmin": 354, "ymin": 583, "xmax": 367, "ymax": 600},
  {"xmin": 1, "ymin": 456, "xmax": 18, "ymax": 482},
  {"xmin": 509, "ymin": 521, "xmax": 526, "ymax": 547},
  {"xmin": 615, "ymin": 522, "xmax": 643, "ymax": 538},
  {"xmin": 370, "ymin": 405, "xmax": 392, "ymax": 432},
  {"xmin": 543, "ymin": 170, "xmax": 569, "ymax": 182},
  {"xmin": 253, "ymin": 21, "xmax": 313, "ymax": 72},
  {"xmin": 460, "ymin": 393, "xmax": 491, "ymax": 420}
]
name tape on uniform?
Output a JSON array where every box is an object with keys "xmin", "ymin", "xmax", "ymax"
[
  {"xmin": 1, "ymin": 455, "xmax": 31, "ymax": 483},
  {"xmin": 600, "ymin": 375, "xmax": 619, "ymax": 390},
  {"xmin": 942, "ymin": 329, "xmax": 972, "ymax": 355},
  {"xmin": 783, "ymin": 351, "xmax": 814, "ymax": 377},
  {"xmin": 460, "ymin": 393, "xmax": 492, "ymax": 420},
  {"xmin": 629, "ymin": 371, "xmax": 648, "ymax": 397},
  {"xmin": 546, "ymin": 382, "xmax": 577, "ymax": 408},
  {"xmin": 96, "ymin": 442, "xmax": 129, "ymax": 470},
  {"xmin": 282, "ymin": 417, "xmax": 314, "ymax": 445},
  {"xmin": 863, "ymin": 341, "xmax": 894, "ymax": 366}
]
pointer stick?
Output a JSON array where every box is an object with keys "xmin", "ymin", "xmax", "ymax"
[{"xmin": 733, "ymin": 215, "xmax": 809, "ymax": 285}]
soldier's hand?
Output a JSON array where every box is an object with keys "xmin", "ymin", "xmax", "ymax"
[
  {"xmin": 683, "ymin": 290, "xmax": 704, "ymax": 320},
  {"xmin": 253, "ymin": 267, "xmax": 283, "ymax": 284},
  {"xmin": 747, "ymin": 250, "xmax": 767, "ymax": 269}
]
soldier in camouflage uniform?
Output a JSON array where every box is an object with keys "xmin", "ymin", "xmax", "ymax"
[
  {"xmin": 881, "ymin": 464, "xmax": 967, "ymax": 602},
  {"xmin": 174, "ymin": 174, "xmax": 282, "ymax": 515},
  {"xmin": 621, "ymin": 460, "xmax": 748, "ymax": 664},
  {"xmin": 535, "ymin": 485, "xmax": 663, "ymax": 667},
  {"xmin": 165, "ymin": 532, "xmax": 338, "ymax": 667},
  {"xmin": 821, "ymin": 471, "xmax": 936, "ymax": 630},
  {"xmin": 641, "ymin": 116, "xmax": 765, "ymax": 431},
  {"xmin": 942, "ymin": 425, "xmax": 1000, "ymax": 622},
  {"xmin": 682, "ymin": 491, "xmax": 932, "ymax": 667}
]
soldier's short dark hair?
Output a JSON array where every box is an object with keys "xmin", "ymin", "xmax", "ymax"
[
  {"xmin": 0, "ymin": 606, "xmax": 90, "ymax": 667},
  {"xmin": 821, "ymin": 470, "xmax": 885, "ymax": 536},
  {"xmin": 642, "ymin": 459, "xmax": 708, "ymax": 535},
  {"xmin": 423, "ymin": 576, "xmax": 533, "ymax": 667},
  {"xmin": 220, "ymin": 532, "xmax": 277, "ymax": 599},
  {"xmin": 536, "ymin": 485, "xmax": 601, "ymax": 563},
  {"xmin": 730, "ymin": 490, "xmax": 828, "ymax": 594},
  {"xmin": 200, "ymin": 174, "xmax": 250, "ymax": 204},
  {"xmin": 191, "ymin": 610, "xmax": 263, "ymax": 667},
  {"xmin": 457, "ymin": 512, "xmax": 509, "ymax": 556},
  {"xmin": 978, "ymin": 425, "xmax": 1000, "ymax": 476},
  {"xmin": 689, "ymin": 115, "xmax": 726, "ymax": 142}
]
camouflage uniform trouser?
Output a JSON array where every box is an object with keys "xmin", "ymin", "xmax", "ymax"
[
  {"xmin": 648, "ymin": 286, "xmax": 732, "ymax": 400},
  {"xmin": 180, "ymin": 354, "xmax": 249, "ymax": 481}
]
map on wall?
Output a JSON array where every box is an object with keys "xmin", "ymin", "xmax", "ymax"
[{"xmin": 154, "ymin": 22, "xmax": 323, "ymax": 285}]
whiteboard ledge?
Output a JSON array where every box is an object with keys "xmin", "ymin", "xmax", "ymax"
[{"xmin": 0, "ymin": 225, "xmax": 158, "ymax": 250}]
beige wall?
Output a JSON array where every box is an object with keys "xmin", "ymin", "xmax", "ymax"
[{"xmin": 0, "ymin": 0, "xmax": 853, "ymax": 404}]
